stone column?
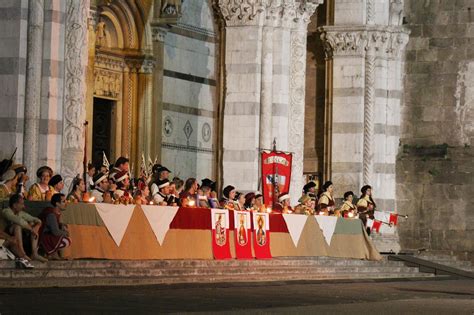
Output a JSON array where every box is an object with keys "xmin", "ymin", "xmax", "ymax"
[
  {"xmin": 23, "ymin": 0, "xmax": 44, "ymax": 176},
  {"xmin": 363, "ymin": 43, "xmax": 376, "ymax": 185},
  {"xmin": 259, "ymin": 22, "xmax": 273, "ymax": 151},
  {"xmin": 216, "ymin": 0, "xmax": 266, "ymax": 191},
  {"xmin": 288, "ymin": 1, "xmax": 320, "ymax": 204},
  {"xmin": 137, "ymin": 59, "xmax": 155, "ymax": 163},
  {"xmin": 61, "ymin": 0, "xmax": 90, "ymax": 189}
]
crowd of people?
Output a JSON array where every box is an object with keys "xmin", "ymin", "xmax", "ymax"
[{"xmin": 0, "ymin": 156, "xmax": 377, "ymax": 268}]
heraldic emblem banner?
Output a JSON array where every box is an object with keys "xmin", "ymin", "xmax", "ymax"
[
  {"xmin": 252, "ymin": 212, "xmax": 272, "ymax": 259},
  {"xmin": 261, "ymin": 150, "xmax": 292, "ymax": 207},
  {"xmin": 211, "ymin": 209, "xmax": 232, "ymax": 259},
  {"xmin": 233, "ymin": 210, "xmax": 253, "ymax": 259}
]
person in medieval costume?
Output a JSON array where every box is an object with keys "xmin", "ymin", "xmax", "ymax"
[
  {"xmin": 38, "ymin": 194, "xmax": 71, "ymax": 260},
  {"xmin": 318, "ymin": 181, "xmax": 336, "ymax": 215},
  {"xmin": 90, "ymin": 172, "xmax": 111, "ymax": 203},
  {"xmin": 244, "ymin": 192, "xmax": 256, "ymax": 211},
  {"xmin": 28, "ymin": 166, "xmax": 53, "ymax": 201},
  {"xmin": 273, "ymin": 193, "xmax": 293, "ymax": 214},
  {"xmin": 67, "ymin": 176, "xmax": 86, "ymax": 203},
  {"xmin": 179, "ymin": 178, "xmax": 199, "ymax": 207},
  {"xmin": 357, "ymin": 185, "xmax": 376, "ymax": 234},
  {"xmin": 220, "ymin": 185, "xmax": 236, "ymax": 210},
  {"xmin": 340, "ymin": 191, "xmax": 357, "ymax": 218},
  {"xmin": 294, "ymin": 194, "xmax": 315, "ymax": 215},
  {"xmin": 302, "ymin": 181, "xmax": 318, "ymax": 203},
  {"xmin": 48, "ymin": 175, "xmax": 64, "ymax": 198},
  {"xmin": 113, "ymin": 170, "xmax": 132, "ymax": 204},
  {"xmin": 0, "ymin": 170, "xmax": 18, "ymax": 201},
  {"xmin": 235, "ymin": 192, "xmax": 245, "ymax": 211},
  {"xmin": 254, "ymin": 192, "xmax": 266, "ymax": 212},
  {"xmin": 10, "ymin": 164, "xmax": 28, "ymax": 198}
]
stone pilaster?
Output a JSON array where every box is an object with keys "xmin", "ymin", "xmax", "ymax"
[
  {"xmin": 23, "ymin": 0, "xmax": 44, "ymax": 177},
  {"xmin": 288, "ymin": 1, "xmax": 321, "ymax": 205},
  {"xmin": 320, "ymin": 23, "xmax": 409, "ymax": 252},
  {"xmin": 61, "ymin": 0, "xmax": 90, "ymax": 189}
]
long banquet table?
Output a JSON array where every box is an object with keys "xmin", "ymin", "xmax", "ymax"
[{"xmin": 0, "ymin": 201, "xmax": 382, "ymax": 261}]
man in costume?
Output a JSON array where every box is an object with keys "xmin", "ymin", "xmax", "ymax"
[
  {"xmin": 357, "ymin": 185, "xmax": 376, "ymax": 234},
  {"xmin": 273, "ymin": 192, "xmax": 293, "ymax": 213}
]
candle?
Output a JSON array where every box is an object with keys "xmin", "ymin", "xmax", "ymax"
[
  {"xmin": 88, "ymin": 197, "xmax": 96, "ymax": 203},
  {"xmin": 266, "ymin": 207, "xmax": 272, "ymax": 213}
]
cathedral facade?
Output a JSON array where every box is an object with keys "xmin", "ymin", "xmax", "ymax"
[{"xmin": 1, "ymin": 0, "xmax": 472, "ymax": 259}]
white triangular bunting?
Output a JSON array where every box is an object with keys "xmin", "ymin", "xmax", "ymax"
[
  {"xmin": 315, "ymin": 215, "xmax": 338, "ymax": 246},
  {"xmin": 95, "ymin": 204, "xmax": 135, "ymax": 247},
  {"xmin": 282, "ymin": 214, "xmax": 308, "ymax": 247},
  {"xmin": 141, "ymin": 205, "xmax": 179, "ymax": 245}
]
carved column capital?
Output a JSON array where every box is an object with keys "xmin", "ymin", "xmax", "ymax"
[
  {"xmin": 291, "ymin": 0, "xmax": 321, "ymax": 30},
  {"xmin": 151, "ymin": 26, "xmax": 167, "ymax": 42},
  {"xmin": 216, "ymin": 0, "xmax": 267, "ymax": 26},
  {"xmin": 139, "ymin": 58, "xmax": 156, "ymax": 74},
  {"xmin": 319, "ymin": 25, "xmax": 410, "ymax": 58}
]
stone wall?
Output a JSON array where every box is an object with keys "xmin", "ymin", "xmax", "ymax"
[
  {"xmin": 398, "ymin": 0, "xmax": 474, "ymax": 261},
  {"xmin": 160, "ymin": 0, "xmax": 218, "ymax": 180}
]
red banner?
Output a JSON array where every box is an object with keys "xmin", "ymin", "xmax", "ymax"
[
  {"xmin": 261, "ymin": 150, "xmax": 292, "ymax": 207},
  {"xmin": 252, "ymin": 212, "xmax": 272, "ymax": 259},
  {"xmin": 233, "ymin": 211, "xmax": 253, "ymax": 259},
  {"xmin": 211, "ymin": 209, "xmax": 232, "ymax": 259}
]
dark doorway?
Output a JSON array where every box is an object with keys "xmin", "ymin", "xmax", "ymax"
[{"xmin": 92, "ymin": 98, "xmax": 114, "ymax": 167}]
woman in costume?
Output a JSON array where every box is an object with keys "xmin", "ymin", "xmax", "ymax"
[{"xmin": 28, "ymin": 166, "xmax": 53, "ymax": 201}]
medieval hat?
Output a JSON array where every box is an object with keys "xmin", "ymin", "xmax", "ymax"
[
  {"xmin": 114, "ymin": 170, "xmax": 129, "ymax": 183},
  {"xmin": 343, "ymin": 191, "xmax": 354, "ymax": 200},
  {"xmin": 36, "ymin": 166, "xmax": 53, "ymax": 179},
  {"xmin": 152, "ymin": 164, "xmax": 162, "ymax": 175},
  {"xmin": 278, "ymin": 192, "xmax": 290, "ymax": 203},
  {"xmin": 361, "ymin": 185, "xmax": 372, "ymax": 195},
  {"xmin": 48, "ymin": 174, "xmax": 63, "ymax": 187},
  {"xmin": 299, "ymin": 194, "xmax": 311, "ymax": 204},
  {"xmin": 255, "ymin": 191, "xmax": 263, "ymax": 199},
  {"xmin": 222, "ymin": 185, "xmax": 235, "ymax": 199},
  {"xmin": 157, "ymin": 178, "xmax": 170, "ymax": 189},
  {"xmin": 322, "ymin": 181, "xmax": 333, "ymax": 192},
  {"xmin": 93, "ymin": 172, "xmax": 108, "ymax": 186},
  {"xmin": 303, "ymin": 181, "xmax": 316, "ymax": 193},
  {"xmin": 9, "ymin": 164, "xmax": 27, "ymax": 174},
  {"xmin": 201, "ymin": 178, "xmax": 216, "ymax": 190}
]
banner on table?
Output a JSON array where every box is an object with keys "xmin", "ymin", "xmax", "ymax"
[
  {"xmin": 95, "ymin": 204, "xmax": 135, "ymax": 247},
  {"xmin": 141, "ymin": 205, "xmax": 179, "ymax": 245},
  {"xmin": 315, "ymin": 215, "xmax": 338, "ymax": 246},
  {"xmin": 252, "ymin": 212, "xmax": 272, "ymax": 259},
  {"xmin": 283, "ymin": 214, "xmax": 308, "ymax": 247},
  {"xmin": 261, "ymin": 150, "xmax": 292, "ymax": 207},
  {"xmin": 233, "ymin": 211, "xmax": 253, "ymax": 259},
  {"xmin": 210, "ymin": 208, "xmax": 232, "ymax": 259}
]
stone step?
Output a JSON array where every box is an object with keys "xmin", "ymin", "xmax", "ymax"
[
  {"xmin": 0, "ymin": 265, "xmax": 422, "ymax": 279},
  {"xmin": 415, "ymin": 256, "xmax": 473, "ymax": 272},
  {"xmin": 0, "ymin": 272, "xmax": 436, "ymax": 288},
  {"xmin": 0, "ymin": 259, "xmax": 407, "ymax": 270}
]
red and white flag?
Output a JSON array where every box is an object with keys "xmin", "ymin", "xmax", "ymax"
[
  {"xmin": 211, "ymin": 209, "xmax": 232, "ymax": 259},
  {"xmin": 389, "ymin": 213, "xmax": 398, "ymax": 226},
  {"xmin": 367, "ymin": 218, "xmax": 382, "ymax": 233},
  {"xmin": 252, "ymin": 212, "xmax": 272, "ymax": 259},
  {"xmin": 233, "ymin": 211, "xmax": 253, "ymax": 259}
]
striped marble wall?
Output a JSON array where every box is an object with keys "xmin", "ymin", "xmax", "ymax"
[
  {"xmin": 160, "ymin": 0, "xmax": 217, "ymax": 181},
  {"xmin": 0, "ymin": 0, "xmax": 28, "ymax": 161}
]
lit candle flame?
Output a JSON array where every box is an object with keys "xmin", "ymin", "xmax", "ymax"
[
  {"xmin": 266, "ymin": 207, "xmax": 272, "ymax": 213},
  {"xmin": 149, "ymin": 201, "xmax": 154, "ymax": 205},
  {"xmin": 188, "ymin": 199, "xmax": 195, "ymax": 207},
  {"xmin": 88, "ymin": 197, "xmax": 95, "ymax": 203},
  {"xmin": 348, "ymin": 212, "xmax": 354, "ymax": 218}
]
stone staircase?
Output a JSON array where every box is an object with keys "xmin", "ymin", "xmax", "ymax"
[
  {"xmin": 415, "ymin": 254, "xmax": 474, "ymax": 272},
  {"xmin": 0, "ymin": 256, "xmax": 438, "ymax": 288}
]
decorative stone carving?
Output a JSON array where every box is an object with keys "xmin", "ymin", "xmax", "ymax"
[
  {"xmin": 95, "ymin": 53, "xmax": 126, "ymax": 71},
  {"xmin": 366, "ymin": 0, "xmax": 375, "ymax": 25},
  {"xmin": 164, "ymin": 116, "xmax": 173, "ymax": 137},
  {"xmin": 161, "ymin": 0, "xmax": 182, "ymax": 16},
  {"xmin": 62, "ymin": 0, "xmax": 90, "ymax": 189},
  {"xmin": 202, "ymin": 123, "xmax": 211, "ymax": 143},
  {"xmin": 95, "ymin": 21, "xmax": 107, "ymax": 47},
  {"xmin": 93, "ymin": 69, "xmax": 121, "ymax": 99},
  {"xmin": 151, "ymin": 26, "xmax": 167, "ymax": 42},
  {"xmin": 319, "ymin": 26, "xmax": 410, "ymax": 58},
  {"xmin": 140, "ymin": 58, "xmax": 156, "ymax": 74},
  {"xmin": 389, "ymin": 0, "xmax": 404, "ymax": 26},
  {"xmin": 217, "ymin": 0, "xmax": 266, "ymax": 26}
]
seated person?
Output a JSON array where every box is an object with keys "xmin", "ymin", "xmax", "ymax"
[
  {"xmin": 302, "ymin": 181, "xmax": 318, "ymax": 202},
  {"xmin": 38, "ymin": 194, "xmax": 71, "ymax": 260},
  {"xmin": 28, "ymin": 166, "xmax": 53, "ymax": 201},
  {"xmin": 198, "ymin": 186, "xmax": 212, "ymax": 208},
  {"xmin": 2, "ymin": 194, "xmax": 47, "ymax": 262},
  {"xmin": 273, "ymin": 193, "xmax": 293, "ymax": 214},
  {"xmin": 67, "ymin": 176, "xmax": 87, "ymax": 203},
  {"xmin": 244, "ymin": 192, "xmax": 256, "ymax": 211},
  {"xmin": 220, "ymin": 185, "xmax": 236, "ymax": 210},
  {"xmin": 134, "ymin": 181, "xmax": 150, "ymax": 205},
  {"xmin": 253, "ymin": 192, "xmax": 266, "ymax": 212},
  {"xmin": 0, "ymin": 170, "xmax": 18, "ymax": 200},
  {"xmin": 294, "ymin": 195, "xmax": 314, "ymax": 215},
  {"xmin": 90, "ymin": 172, "xmax": 113, "ymax": 203},
  {"xmin": 235, "ymin": 192, "xmax": 245, "ymax": 211},
  {"xmin": 48, "ymin": 174, "xmax": 64, "ymax": 199},
  {"xmin": 179, "ymin": 178, "xmax": 198, "ymax": 207},
  {"xmin": 9, "ymin": 164, "xmax": 28, "ymax": 199},
  {"xmin": 152, "ymin": 179, "xmax": 174, "ymax": 205},
  {"xmin": 340, "ymin": 191, "xmax": 357, "ymax": 218},
  {"xmin": 113, "ymin": 171, "xmax": 132, "ymax": 204},
  {"xmin": 318, "ymin": 181, "xmax": 335, "ymax": 215}
]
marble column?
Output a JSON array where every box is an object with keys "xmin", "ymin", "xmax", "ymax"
[
  {"xmin": 363, "ymin": 43, "xmax": 376, "ymax": 185},
  {"xmin": 23, "ymin": 0, "xmax": 44, "ymax": 176},
  {"xmin": 61, "ymin": 0, "xmax": 90, "ymax": 189}
]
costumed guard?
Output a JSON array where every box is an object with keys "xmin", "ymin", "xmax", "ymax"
[
  {"xmin": 340, "ymin": 191, "xmax": 357, "ymax": 218},
  {"xmin": 318, "ymin": 181, "xmax": 336, "ymax": 215},
  {"xmin": 90, "ymin": 172, "xmax": 110, "ymax": 203},
  {"xmin": 356, "ymin": 185, "xmax": 376, "ymax": 234}
]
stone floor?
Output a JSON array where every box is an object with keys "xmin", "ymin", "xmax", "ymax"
[{"xmin": 0, "ymin": 278, "xmax": 472, "ymax": 314}]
